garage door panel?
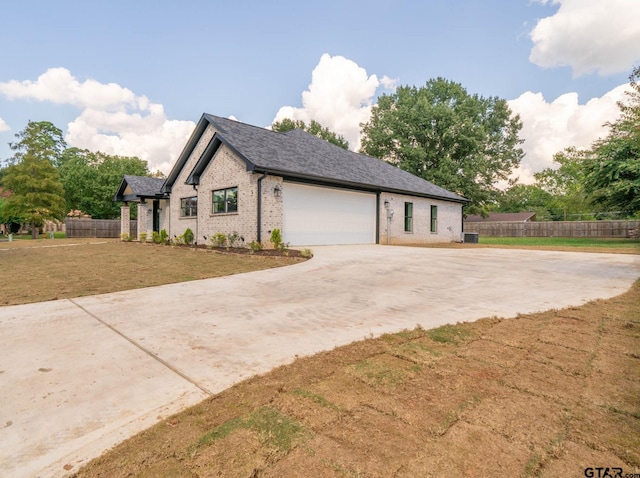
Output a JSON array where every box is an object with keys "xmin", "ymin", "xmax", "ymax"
[{"xmin": 283, "ymin": 183, "xmax": 376, "ymax": 245}]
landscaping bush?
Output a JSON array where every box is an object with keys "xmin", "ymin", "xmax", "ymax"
[
  {"xmin": 248, "ymin": 240, "xmax": 262, "ymax": 254},
  {"xmin": 183, "ymin": 228, "xmax": 194, "ymax": 245},
  {"xmin": 270, "ymin": 229, "xmax": 282, "ymax": 249},
  {"xmin": 212, "ymin": 233, "xmax": 227, "ymax": 247},
  {"xmin": 227, "ymin": 231, "xmax": 241, "ymax": 248}
]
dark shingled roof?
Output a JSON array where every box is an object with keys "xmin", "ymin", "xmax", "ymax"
[
  {"xmin": 114, "ymin": 175, "xmax": 166, "ymax": 201},
  {"xmin": 164, "ymin": 114, "xmax": 467, "ymax": 203}
]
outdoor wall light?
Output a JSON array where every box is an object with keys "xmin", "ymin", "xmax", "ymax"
[
  {"xmin": 274, "ymin": 185, "xmax": 282, "ymax": 198},
  {"xmin": 384, "ymin": 199, "xmax": 390, "ymax": 208}
]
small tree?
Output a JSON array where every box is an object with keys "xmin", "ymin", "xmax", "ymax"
[
  {"xmin": 183, "ymin": 228, "xmax": 194, "ymax": 245},
  {"xmin": 270, "ymin": 228, "xmax": 283, "ymax": 249},
  {"xmin": 2, "ymin": 121, "xmax": 67, "ymax": 237}
]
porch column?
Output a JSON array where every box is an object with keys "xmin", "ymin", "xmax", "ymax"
[
  {"xmin": 121, "ymin": 204, "xmax": 130, "ymax": 239},
  {"xmin": 137, "ymin": 202, "xmax": 148, "ymax": 241}
]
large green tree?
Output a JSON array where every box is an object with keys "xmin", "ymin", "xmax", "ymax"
[
  {"xmin": 272, "ymin": 118, "xmax": 350, "ymax": 150},
  {"xmin": 534, "ymin": 147, "xmax": 593, "ymax": 220},
  {"xmin": 59, "ymin": 148, "xmax": 151, "ymax": 219},
  {"xmin": 494, "ymin": 183, "xmax": 553, "ymax": 219},
  {"xmin": 360, "ymin": 78, "xmax": 524, "ymax": 215},
  {"xmin": 1, "ymin": 122, "xmax": 66, "ymax": 237},
  {"xmin": 582, "ymin": 67, "xmax": 640, "ymax": 217}
]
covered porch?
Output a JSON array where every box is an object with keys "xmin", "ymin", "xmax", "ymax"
[{"xmin": 114, "ymin": 175, "xmax": 168, "ymax": 240}]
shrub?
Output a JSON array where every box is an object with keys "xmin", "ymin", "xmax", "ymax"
[
  {"xmin": 301, "ymin": 248, "xmax": 313, "ymax": 258},
  {"xmin": 227, "ymin": 231, "xmax": 241, "ymax": 248},
  {"xmin": 270, "ymin": 229, "xmax": 282, "ymax": 249},
  {"xmin": 183, "ymin": 228, "xmax": 194, "ymax": 245},
  {"xmin": 212, "ymin": 233, "xmax": 227, "ymax": 248},
  {"xmin": 159, "ymin": 229, "xmax": 168, "ymax": 244},
  {"xmin": 152, "ymin": 231, "xmax": 161, "ymax": 244},
  {"xmin": 139, "ymin": 232, "xmax": 147, "ymax": 243},
  {"xmin": 277, "ymin": 241, "xmax": 290, "ymax": 255},
  {"xmin": 120, "ymin": 233, "xmax": 132, "ymax": 242},
  {"xmin": 248, "ymin": 240, "xmax": 262, "ymax": 254}
]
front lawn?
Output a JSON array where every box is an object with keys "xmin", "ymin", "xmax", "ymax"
[
  {"xmin": 477, "ymin": 236, "xmax": 640, "ymax": 253},
  {"xmin": 0, "ymin": 239, "xmax": 302, "ymax": 306}
]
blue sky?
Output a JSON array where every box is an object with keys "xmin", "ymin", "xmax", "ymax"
[{"xmin": 1, "ymin": 0, "xmax": 638, "ymax": 182}]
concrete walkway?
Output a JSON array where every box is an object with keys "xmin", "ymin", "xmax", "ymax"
[{"xmin": 1, "ymin": 245, "xmax": 638, "ymax": 477}]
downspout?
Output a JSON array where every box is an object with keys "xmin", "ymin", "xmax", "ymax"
[
  {"xmin": 461, "ymin": 203, "xmax": 465, "ymax": 242},
  {"xmin": 256, "ymin": 172, "xmax": 268, "ymax": 243},
  {"xmin": 193, "ymin": 184, "xmax": 199, "ymax": 245},
  {"xmin": 375, "ymin": 192, "xmax": 380, "ymax": 244}
]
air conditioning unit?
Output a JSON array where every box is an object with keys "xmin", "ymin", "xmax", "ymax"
[{"xmin": 462, "ymin": 232, "xmax": 479, "ymax": 243}]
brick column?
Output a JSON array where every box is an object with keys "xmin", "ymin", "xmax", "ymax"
[
  {"xmin": 137, "ymin": 202, "xmax": 148, "ymax": 241},
  {"xmin": 120, "ymin": 204, "xmax": 130, "ymax": 239}
]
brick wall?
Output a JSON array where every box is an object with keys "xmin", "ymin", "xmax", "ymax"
[
  {"xmin": 168, "ymin": 125, "xmax": 216, "ymax": 241},
  {"xmin": 379, "ymin": 192, "xmax": 463, "ymax": 244},
  {"xmin": 167, "ymin": 124, "xmax": 284, "ymax": 247}
]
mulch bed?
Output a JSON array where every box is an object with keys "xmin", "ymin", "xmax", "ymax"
[{"xmin": 169, "ymin": 243, "xmax": 307, "ymax": 258}]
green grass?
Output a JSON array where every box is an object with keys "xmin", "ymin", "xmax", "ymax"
[
  {"xmin": 428, "ymin": 323, "xmax": 473, "ymax": 344},
  {"xmin": 195, "ymin": 407, "xmax": 309, "ymax": 452},
  {"xmin": 1, "ymin": 231, "xmax": 66, "ymax": 240},
  {"xmin": 292, "ymin": 389, "xmax": 340, "ymax": 410},
  {"xmin": 479, "ymin": 236, "xmax": 640, "ymax": 249}
]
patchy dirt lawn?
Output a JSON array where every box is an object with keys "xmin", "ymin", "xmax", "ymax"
[
  {"xmin": 73, "ymin": 280, "xmax": 640, "ymax": 477},
  {"xmin": 0, "ymin": 240, "xmax": 302, "ymax": 306}
]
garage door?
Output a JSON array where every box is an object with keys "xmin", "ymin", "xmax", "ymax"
[{"xmin": 283, "ymin": 182, "xmax": 377, "ymax": 245}]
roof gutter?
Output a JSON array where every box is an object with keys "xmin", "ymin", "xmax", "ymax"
[{"xmin": 252, "ymin": 167, "xmax": 469, "ymax": 204}]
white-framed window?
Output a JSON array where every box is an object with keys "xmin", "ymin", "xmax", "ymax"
[
  {"xmin": 212, "ymin": 186, "xmax": 238, "ymax": 214},
  {"xmin": 180, "ymin": 196, "xmax": 197, "ymax": 217}
]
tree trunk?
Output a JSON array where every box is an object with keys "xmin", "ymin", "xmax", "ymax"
[{"xmin": 32, "ymin": 223, "xmax": 38, "ymax": 239}]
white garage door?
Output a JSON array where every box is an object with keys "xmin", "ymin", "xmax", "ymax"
[{"xmin": 283, "ymin": 182, "xmax": 377, "ymax": 246}]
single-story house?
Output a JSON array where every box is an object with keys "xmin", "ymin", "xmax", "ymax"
[
  {"xmin": 115, "ymin": 114, "xmax": 468, "ymax": 246},
  {"xmin": 465, "ymin": 212, "xmax": 536, "ymax": 223}
]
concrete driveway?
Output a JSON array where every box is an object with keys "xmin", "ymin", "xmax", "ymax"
[{"xmin": 1, "ymin": 245, "xmax": 638, "ymax": 477}]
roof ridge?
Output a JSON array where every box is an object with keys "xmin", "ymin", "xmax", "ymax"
[{"xmin": 205, "ymin": 113, "xmax": 286, "ymax": 137}]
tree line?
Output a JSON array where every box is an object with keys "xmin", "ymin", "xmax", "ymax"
[
  {"xmin": 0, "ymin": 122, "xmax": 155, "ymax": 238},
  {"xmin": 2, "ymin": 67, "xmax": 638, "ymax": 238},
  {"xmin": 496, "ymin": 67, "xmax": 640, "ymax": 220},
  {"xmin": 276, "ymin": 69, "xmax": 638, "ymax": 219},
  {"xmin": 359, "ymin": 70, "xmax": 639, "ymax": 219}
]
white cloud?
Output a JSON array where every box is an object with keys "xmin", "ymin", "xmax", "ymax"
[
  {"xmin": 530, "ymin": 0, "xmax": 640, "ymax": 76},
  {"xmin": 0, "ymin": 117, "xmax": 9, "ymax": 132},
  {"xmin": 0, "ymin": 67, "xmax": 141, "ymax": 110},
  {"xmin": 0, "ymin": 68, "xmax": 194, "ymax": 174},
  {"xmin": 66, "ymin": 108, "xmax": 194, "ymax": 175},
  {"xmin": 508, "ymin": 83, "xmax": 628, "ymax": 183},
  {"xmin": 273, "ymin": 54, "xmax": 394, "ymax": 151}
]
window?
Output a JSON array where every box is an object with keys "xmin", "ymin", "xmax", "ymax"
[
  {"xmin": 404, "ymin": 202, "xmax": 413, "ymax": 232},
  {"xmin": 430, "ymin": 205, "xmax": 438, "ymax": 233},
  {"xmin": 213, "ymin": 186, "xmax": 238, "ymax": 214},
  {"xmin": 180, "ymin": 196, "xmax": 197, "ymax": 217}
]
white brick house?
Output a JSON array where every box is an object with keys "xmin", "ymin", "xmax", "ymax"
[{"xmin": 115, "ymin": 114, "xmax": 468, "ymax": 246}]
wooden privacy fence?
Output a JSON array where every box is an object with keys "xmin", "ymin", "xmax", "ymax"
[
  {"xmin": 65, "ymin": 218, "xmax": 138, "ymax": 239},
  {"xmin": 464, "ymin": 220, "xmax": 640, "ymax": 238}
]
